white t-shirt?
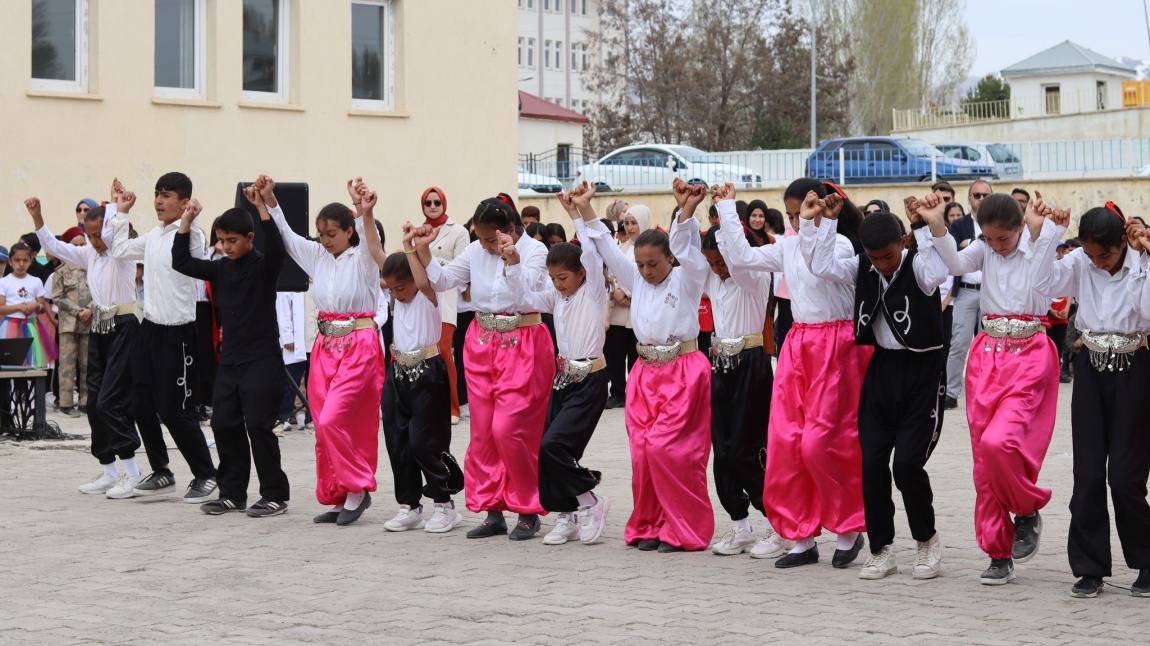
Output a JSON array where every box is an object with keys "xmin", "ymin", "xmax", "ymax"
[{"xmin": 0, "ymin": 274, "xmax": 45, "ymax": 319}]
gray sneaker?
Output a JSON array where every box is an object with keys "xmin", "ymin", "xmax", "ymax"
[
  {"xmin": 246, "ymin": 499, "xmax": 289, "ymax": 518},
  {"xmin": 1012, "ymin": 512, "xmax": 1042, "ymax": 563},
  {"xmin": 980, "ymin": 558, "xmax": 1016, "ymax": 585},
  {"xmin": 183, "ymin": 478, "xmax": 218, "ymax": 504},
  {"xmin": 133, "ymin": 471, "xmax": 177, "ymax": 497}
]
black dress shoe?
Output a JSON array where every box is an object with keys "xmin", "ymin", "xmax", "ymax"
[
  {"xmin": 336, "ymin": 492, "xmax": 372, "ymax": 526},
  {"xmin": 832, "ymin": 534, "xmax": 865, "ymax": 568},
  {"xmin": 508, "ymin": 514, "xmax": 541, "ymax": 541},
  {"xmin": 466, "ymin": 512, "xmax": 508, "ymax": 539},
  {"xmin": 636, "ymin": 538, "xmax": 660, "ymax": 551},
  {"xmin": 1131, "ymin": 569, "xmax": 1150, "ymax": 597},
  {"xmin": 944, "ymin": 397, "xmax": 958, "ymax": 410},
  {"xmin": 1070, "ymin": 576, "xmax": 1104, "ymax": 598},
  {"xmin": 775, "ymin": 545, "xmax": 819, "ymax": 568},
  {"xmin": 657, "ymin": 541, "xmax": 682, "ymax": 553},
  {"xmin": 313, "ymin": 511, "xmax": 340, "ymax": 524}
]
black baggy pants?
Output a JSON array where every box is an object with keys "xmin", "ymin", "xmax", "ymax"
[
  {"xmin": 211, "ymin": 354, "xmax": 289, "ymax": 502},
  {"xmin": 539, "ymin": 370, "xmax": 608, "ymax": 513},
  {"xmin": 711, "ymin": 346, "xmax": 773, "ymax": 521},
  {"xmin": 381, "ymin": 355, "xmax": 455, "ymax": 507},
  {"xmin": 87, "ymin": 314, "xmax": 141, "ymax": 464}
]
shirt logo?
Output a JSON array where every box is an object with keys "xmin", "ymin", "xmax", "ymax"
[
  {"xmin": 664, "ymin": 293, "xmax": 678, "ymax": 309},
  {"xmin": 17, "ymin": 287, "xmax": 28, "ymax": 299}
]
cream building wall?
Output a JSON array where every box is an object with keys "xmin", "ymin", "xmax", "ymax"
[
  {"xmin": 518, "ymin": 117, "xmax": 585, "ymax": 158},
  {"xmin": 1, "ymin": 1, "xmax": 517, "ymax": 250}
]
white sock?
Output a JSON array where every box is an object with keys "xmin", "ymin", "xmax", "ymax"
[
  {"xmin": 121, "ymin": 457, "xmax": 141, "ymax": 478},
  {"xmin": 575, "ymin": 491, "xmax": 597, "ymax": 508},
  {"xmin": 101, "ymin": 462, "xmax": 118, "ymax": 479},
  {"xmin": 329, "ymin": 505, "xmax": 344, "ymax": 512},
  {"xmin": 789, "ymin": 537, "xmax": 816, "ymax": 553},
  {"xmin": 733, "ymin": 517, "xmax": 753, "ymax": 533},
  {"xmin": 837, "ymin": 531, "xmax": 860, "ymax": 551},
  {"xmin": 344, "ymin": 490, "xmax": 365, "ymax": 511}
]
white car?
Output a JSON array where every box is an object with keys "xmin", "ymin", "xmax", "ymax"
[
  {"xmin": 574, "ymin": 144, "xmax": 762, "ymax": 192},
  {"xmin": 517, "ymin": 167, "xmax": 563, "ymax": 195},
  {"xmin": 934, "ymin": 142, "xmax": 1022, "ymax": 179}
]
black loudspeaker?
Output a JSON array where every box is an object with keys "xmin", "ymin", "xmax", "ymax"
[{"xmin": 233, "ymin": 182, "xmax": 310, "ymax": 293}]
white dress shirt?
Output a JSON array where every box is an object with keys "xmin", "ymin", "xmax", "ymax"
[
  {"xmin": 425, "ymin": 235, "xmax": 549, "ymax": 314},
  {"xmin": 704, "ymin": 255, "xmax": 771, "ymax": 339},
  {"xmin": 800, "ymin": 218, "xmax": 951, "ymax": 350},
  {"xmin": 276, "ymin": 292, "xmax": 308, "ymax": 364},
  {"xmin": 304, "ymin": 287, "xmax": 318, "ymax": 349},
  {"xmin": 428, "ymin": 218, "xmax": 471, "ymax": 327},
  {"xmin": 36, "ymin": 224, "xmax": 137, "ymax": 309},
  {"xmin": 961, "ymin": 218, "xmax": 984, "ymax": 285},
  {"xmin": 1031, "ymin": 234, "xmax": 1150, "ymax": 334},
  {"xmin": 929, "ymin": 218, "xmax": 1062, "ymax": 317},
  {"xmin": 392, "ymin": 290, "xmax": 442, "ymax": 353},
  {"xmin": 271, "ymin": 204, "xmax": 381, "ymax": 314},
  {"xmin": 108, "ymin": 203, "xmax": 205, "ymax": 326},
  {"xmin": 715, "ymin": 200, "xmax": 854, "ymax": 324},
  {"xmin": 586, "ymin": 216, "xmax": 705, "ymax": 345},
  {"xmin": 508, "ymin": 218, "xmax": 608, "ymax": 359}
]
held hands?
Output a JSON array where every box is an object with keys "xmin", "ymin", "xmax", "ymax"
[
  {"xmin": 254, "ymin": 175, "xmax": 277, "ymax": 208},
  {"xmin": 1127, "ymin": 217, "xmax": 1148, "ymax": 253},
  {"xmin": 242, "ymin": 186, "xmax": 262, "ymax": 207},
  {"xmin": 915, "ymin": 192, "xmax": 946, "ymax": 228},
  {"xmin": 497, "ymin": 231, "xmax": 520, "ymax": 265},
  {"xmin": 1050, "ymin": 207, "xmax": 1071, "ymax": 228},
  {"xmin": 410, "ymin": 224, "xmax": 440, "ymax": 248},
  {"xmin": 683, "ymin": 182, "xmax": 706, "ymax": 213},
  {"xmin": 822, "ymin": 193, "xmax": 843, "ymax": 220},
  {"xmin": 79, "ymin": 307, "xmax": 92, "ymax": 325},
  {"xmin": 347, "ymin": 177, "xmax": 364, "ymax": 204},
  {"xmin": 570, "ymin": 181, "xmax": 597, "ymax": 206},
  {"xmin": 798, "ymin": 191, "xmax": 824, "ymax": 221},
  {"xmin": 672, "ymin": 178, "xmax": 693, "ymax": 208},
  {"xmin": 557, "ymin": 191, "xmax": 578, "ymax": 217},
  {"xmin": 903, "ymin": 196, "xmax": 922, "ymax": 225},
  {"xmin": 709, "ymin": 182, "xmax": 735, "ymax": 204},
  {"xmin": 1024, "ymin": 190, "xmax": 1054, "ymax": 229},
  {"xmin": 180, "ymin": 198, "xmax": 202, "ymax": 225}
]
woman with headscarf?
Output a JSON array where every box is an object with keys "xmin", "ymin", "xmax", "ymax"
[
  {"xmin": 743, "ymin": 200, "xmax": 772, "ymax": 248},
  {"xmin": 603, "ymin": 204, "xmax": 654, "ymax": 409},
  {"xmin": 420, "ymin": 187, "xmax": 470, "ymax": 425},
  {"xmin": 75, "ymin": 199, "xmax": 99, "ymax": 225}
]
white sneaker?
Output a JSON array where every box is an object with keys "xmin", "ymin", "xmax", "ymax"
[
  {"xmin": 912, "ymin": 533, "xmax": 942, "ymax": 579},
  {"xmin": 283, "ymin": 422, "xmax": 293, "ymax": 433},
  {"xmin": 105, "ymin": 473, "xmax": 142, "ymax": 499},
  {"xmin": 79, "ymin": 473, "xmax": 119, "ymax": 495},
  {"xmin": 543, "ymin": 513, "xmax": 580, "ymax": 545},
  {"xmin": 450, "ymin": 415, "xmax": 461, "ymax": 426},
  {"xmin": 272, "ymin": 422, "xmax": 286, "ymax": 438},
  {"xmin": 749, "ymin": 528, "xmax": 794, "ymax": 559},
  {"xmin": 383, "ymin": 505, "xmax": 426, "ymax": 532},
  {"xmin": 424, "ymin": 503, "xmax": 463, "ymax": 533},
  {"xmin": 859, "ymin": 544, "xmax": 899, "ymax": 580},
  {"xmin": 578, "ymin": 494, "xmax": 610, "ymax": 544},
  {"xmin": 459, "ymin": 404, "xmax": 470, "ymax": 419},
  {"xmin": 712, "ymin": 524, "xmax": 758, "ymax": 555}
]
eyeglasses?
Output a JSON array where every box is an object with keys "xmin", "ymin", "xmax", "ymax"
[
  {"xmin": 424, "ymin": 200, "xmax": 442, "ymax": 208},
  {"xmin": 971, "ymin": 192, "xmax": 991, "ymax": 199}
]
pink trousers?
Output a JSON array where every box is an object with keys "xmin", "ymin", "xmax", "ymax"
[
  {"xmin": 965, "ymin": 331, "xmax": 1059, "ymax": 558},
  {"xmin": 463, "ymin": 321, "xmax": 555, "ymax": 514},
  {"xmin": 624, "ymin": 351, "xmax": 714, "ymax": 551},
  {"xmin": 309, "ymin": 320, "xmax": 385, "ymax": 506},
  {"xmin": 763, "ymin": 320, "xmax": 871, "ymax": 541}
]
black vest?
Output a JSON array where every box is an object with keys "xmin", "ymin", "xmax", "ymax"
[{"xmin": 854, "ymin": 248, "xmax": 944, "ymax": 351}]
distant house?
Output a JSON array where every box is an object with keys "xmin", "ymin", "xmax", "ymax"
[
  {"xmin": 518, "ymin": 90, "xmax": 589, "ymax": 179},
  {"xmin": 1001, "ymin": 40, "xmax": 1136, "ymax": 116}
]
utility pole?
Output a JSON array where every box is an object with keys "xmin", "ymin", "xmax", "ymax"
[
  {"xmin": 1144, "ymin": 0, "xmax": 1150, "ymax": 62},
  {"xmin": 810, "ymin": 0, "xmax": 817, "ymax": 148}
]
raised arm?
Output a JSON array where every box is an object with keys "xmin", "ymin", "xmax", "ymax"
[
  {"xmin": 799, "ymin": 213, "xmax": 858, "ymax": 285},
  {"xmin": 713, "ymin": 190, "xmax": 784, "ymax": 274},
  {"xmin": 583, "ymin": 218, "xmax": 635, "ymax": 293},
  {"xmin": 107, "ymin": 188, "xmax": 146, "ymax": 261},
  {"xmin": 172, "ymin": 199, "xmax": 216, "ymax": 282},
  {"xmin": 350, "ymin": 178, "xmax": 387, "ymax": 270},
  {"xmin": 25, "ymin": 198, "xmax": 90, "ymax": 269},
  {"xmin": 500, "ymin": 236, "xmax": 557, "ymax": 314},
  {"xmin": 405, "ymin": 222, "xmax": 439, "ymax": 307},
  {"xmin": 264, "ymin": 189, "xmax": 323, "ymax": 278},
  {"xmin": 251, "ymin": 177, "xmax": 285, "ymax": 281}
]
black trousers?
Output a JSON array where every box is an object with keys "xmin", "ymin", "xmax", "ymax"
[
  {"xmin": 773, "ymin": 298, "xmax": 793, "ymax": 357},
  {"xmin": 1048, "ymin": 324, "xmax": 1068, "ymax": 361},
  {"xmin": 381, "ymin": 355, "xmax": 455, "ymax": 507},
  {"xmin": 280, "ymin": 361, "xmax": 308, "ymax": 423},
  {"xmin": 858, "ymin": 347, "xmax": 945, "ymax": 553},
  {"xmin": 211, "ymin": 354, "xmax": 289, "ymax": 502},
  {"xmin": 454, "ymin": 311, "xmax": 474, "ymax": 406},
  {"xmin": 1068, "ymin": 348, "xmax": 1150, "ymax": 578},
  {"xmin": 697, "ymin": 331, "xmax": 712, "ymax": 359},
  {"xmin": 133, "ymin": 319, "xmax": 216, "ymax": 479},
  {"xmin": 195, "ymin": 301, "xmax": 217, "ymax": 399},
  {"xmin": 539, "ymin": 370, "xmax": 608, "ymax": 512},
  {"xmin": 711, "ymin": 346, "xmax": 773, "ymax": 521},
  {"xmin": 87, "ymin": 315, "xmax": 141, "ymax": 464},
  {"xmin": 604, "ymin": 325, "xmax": 637, "ymax": 400}
]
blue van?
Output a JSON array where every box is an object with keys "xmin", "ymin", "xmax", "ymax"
[{"xmin": 805, "ymin": 137, "xmax": 998, "ymax": 185}]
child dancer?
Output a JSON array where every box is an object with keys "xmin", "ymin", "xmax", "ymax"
[
  {"xmin": 374, "ymin": 224, "xmax": 464, "ymax": 534},
  {"xmin": 503, "ymin": 186, "xmax": 611, "ymax": 546},
  {"xmin": 798, "ymin": 193, "xmax": 952, "ymax": 580},
  {"xmin": 418, "ymin": 197, "xmax": 555, "ymax": 541},
  {"xmin": 269, "ymin": 177, "xmax": 386, "ymax": 526},
  {"xmin": 171, "ymin": 180, "xmax": 291, "ymax": 517},
  {"xmin": 1032, "ymin": 203, "xmax": 1150, "ymax": 598},
  {"xmin": 926, "ymin": 191, "xmax": 1060, "ymax": 585},
  {"xmin": 420, "ymin": 186, "xmax": 470, "ymax": 425},
  {"xmin": 714, "ymin": 179, "xmax": 870, "ymax": 569},
  {"xmin": 27, "ymin": 193, "xmax": 141, "ymax": 496},
  {"xmin": 583, "ymin": 181, "xmax": 713, "ymax": 553}
]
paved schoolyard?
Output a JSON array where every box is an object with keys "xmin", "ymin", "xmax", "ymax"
[{"xmin": 0, "ymin": 382, "xmax": 1145, "ymax": 645}]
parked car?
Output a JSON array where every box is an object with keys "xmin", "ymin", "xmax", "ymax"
[
  {"xmin": 805, "ymin": 137, "xmax": 997, "ymax": 185},
  {"xmin": 518, "ymin": 166, "xmax": 563, "ymax": 194},
  {"xmin": 574, "ymin": 144, "xmax": 762, "ymax": 192},
  {"xmin": 934, "ymin": 142, "xmax": 1023, "ymax": 179}
]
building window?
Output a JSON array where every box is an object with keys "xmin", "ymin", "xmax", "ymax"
[
  {"xmin": 526, "ymin": 0, "xmax": 534, "ymax": 7},
  {"xmin": 555, "ymin": 41, "xmax": 562, "ymax": 70},
  {"xmin": 242, "ymin": 0, "xmax": 290, "ymax": 102},
  {"xmin": 1043, "ymin": 84, "xmax": 1061, "ymax": 115},
  {"xmin": 31, "ymin": 0, "xmax": 88, "ymax": 92},
  {"xmin": 527, "ymin": 38, "xmax": 535, "ymax": 67},
  {"xmin": 155, "ymin": 0, "xmax": 205, "ymax": 98},
  {"xmin": 544, "ymin": 40, "xmax": 552, "ymax": 69},
  {"xmin": 581, "ymin": 0, "xmax": 587, "ymax": 14},
  {"xmin": 518, "ymin": 37, "xmax": 524, "ymax": 67},
  {"xmin": 351, "ymin": 0, "xmax": 394, "ymax": 110},
  {"xmin": 571, "ymin": 47, "xmax": 576, "ymax": 71},
  {"xmin": 581, "ymin": 44, "xmax": 589, "ymax": 70},
  {"xmin": 570, "ymin": 0, "xmax": 577, "ymax": 12}
]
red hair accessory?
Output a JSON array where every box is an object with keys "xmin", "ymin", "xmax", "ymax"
[
  {"xmin": 1105, "ymin": 201, "xmax": 1125, "ymax": 223},
  {"xmin": 823, "ymin": 182, "xmax": 849, "ymax": 201},
  {"xmin": 100, "ymin": 201, "xmax": 109, "ymax": 207}
]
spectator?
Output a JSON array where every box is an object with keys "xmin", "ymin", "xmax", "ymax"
[{"xmin": 1011, "ymin": 188, "xmax": 1030, "ymax": 213}]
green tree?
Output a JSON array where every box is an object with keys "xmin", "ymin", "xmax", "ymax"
[{"xmin": 963, "ymin": 74, "xmax": 1010, "ymax": 118}]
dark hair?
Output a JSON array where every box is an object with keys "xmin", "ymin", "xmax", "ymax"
[
  {"xmin": 1078, "ymin": 205, "xmax": 1127, "ymax": 249},
  {"xmin": 931, "ymin": 180, "xmax": 955, "ymax": 196},
  {"xmin": 316, "ymin": 202, "xmax": 360, "ymax": 246},
  {"xmin": 546, "ymin": 242, "xmax": 584, "ymax": 273},
  {"xmin": 945, "ymin": 201, "xmax": 966, "ymax": 221},
  {"xmin": 701, "ymin": 225, "xmax": 721, "ymax": 251},
  {"xmin": 975, "ymin": 194, "xmax": 1023, "ymax": 230},
  {"xmin": 1011, "ymin": 187, "xmax": 1031, "ymax": 201},
  {"xmin": 375, "ymin": 219, "xmax": 386, "ymax": 249},
  {"xmin": 496, "ymin": 193, "xmax": 520, "ymax": 217},
  {"xmin": 83, "ymin": 206, "xmax": 106, "ymax": 225},
  {"xmin": 599, "ymin": 218, "xmax": 616, "ymax": 235},
  {"xmin": 215, "ymin": 208, "xmax": 254, "ymax": 237},
  {"xmin": 544, "ymin": 223, "xmax": 567, "ymax": 244},
  {"xmin": 380, "ymin": 252, "xmax": 414, "ymax": 281},
  {"xmin": 744, "ymin": 199, "xmax": 771, "ymax": 246},
  {"xmin": 525, "ymin": 222, "xmax": 546, "ymax": 241},
  {"xmin": 521, "ymin": 205, "xmax": 541, "ymax": 220},
  {"xmin": 858, "ymin": 212, "xmax": 905, "ymax": 251},
  {"xmin": 765, "ymin": 208, "xmax": 784, "ymax": 235},
  {"xmin": 1065, "ymin": 237, "xmax": 1082, "ymax": 249},
  {"xmin": 473, "ymin": 198, "xmax": 516, "ymax": 234},
  {"xmin": 863, "ymin": 199, "xmax": 890, "ymax": 213},
  {"xmin": 785, "ymin": 180, "xmax": 863, "ymax": 254},
  {"xmin": 634, "ymin": 229, "xmax": 671, "ymax": 257},
  {"xmin": 9, "ymin": 242, "xmax": 32, "ymax": 259},
  {"xmin": 784, "ymin": 178, "xmax": 827, "ymax": 203},
  {"xmin": 20, "ymin": 233, "xmax": 40, "ymax": 254},
  {"xmin": 155, "ymin": 172, "xmax": 193, "ymax": 200},
  {"xmin": 209, "ymin": 216, "xmax": 223, "ymax": 247}
]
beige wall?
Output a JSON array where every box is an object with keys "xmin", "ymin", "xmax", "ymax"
[
  {"xmin": 522, "ymin": 177, "xmax": 1150, "ymax": 238},
  {"xmin": 1, "ymin": 1, "xmax": 517, "ymax": 250},
  {"xmin": 519, "ymin": 117, "xmax": 584, "ymax": 158},
  {"xmin": 896, "ymin": 106, "xmax": 1150, "ymax": 143}
]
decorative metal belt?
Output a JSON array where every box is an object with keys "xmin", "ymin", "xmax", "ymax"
[
  {"xmin": 91, "ymin": 303, "xmax": 134, "ymax": 335},
  {"xmin": 1081, "ymin": 331, "xmax": 1146, "ymax": 372},
  {"xmin": 317, "ymin": 317, "xmax": 375, "ymax": 352},
  {"xmin": 636, "ymin": 339, "xmax": 699, "ymax": 367},
  {"xmin": 710, "ymin": 333, "xmax": 764, "ymax": 372},
  {"xmin": 391, "ymin": 344, "xmax": 441, "ymax": 381},
  {"xmin": 553, "ymin": 356, "xmax": 606, "ymax": 390},
  {"xmin": 475, "ymin": 312, "xmax": 542, "ymax": 348},
  {"xmin": 980, "ymin": 316, "xmax": 1043, "ymax": 354}
]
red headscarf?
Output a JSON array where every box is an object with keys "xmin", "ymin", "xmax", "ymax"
[
  {"xmin": 422, "ymin": 186, "xmax": 449, "ymax": 227},
  {"xmin": 60, "ymin": 226, "xmax": 85, "ymax": 244}
]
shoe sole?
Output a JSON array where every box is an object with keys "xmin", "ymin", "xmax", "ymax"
[
  {"xmin": 183, "ymin": 494, "xmax": 217, "ymax": 504},
  {"xmin": 203, "ymin": 507, "xmax": 246, "ymax": 516},
  {"xmin": 912, "ymin": 568, "xmax": 941, "ymax": 580},
  {"xmin": 712, "ymin": 543, "xmax": 755, "ymax": 556},
  {"xmin": 580, "ymin": 498, "xmax": 610, "ymax": 545},
  {"xmin": 133, "ymin": 485, "xmax": 176, "ymax": 497},
  {"xmin": 105, "ymin": 490, "xmax": 138, "ymax": 500},
  {"xmin": 246, "ymin": 508, "xmax": 288, "ymax": 518},
  {"xmin": 750, "ymin": 549, "xmax": 789, "ymax": 559},
  {"xmin": 980, "ymin": 571, "xmax": 1017, "ymax": 586},
  {"xmin": 859, "ymin": 567, "xmax": 899, "ymax": 580},
  {"xmin": 80, "ymin": 486, "xmax": 115, "ymax": 495},
  {"xmin": 383, "ymin": 520, "xmax": 426, "ymax": 532},
  {"xmin": 1070, "ymin": 588, "xmax": 1100, "ymax": 598},
  {"xmin": 543, "ymin": 533, "xmax": 578, "ymax": 545},
  {"xmin": 424, "ymin": 515, "xmax": 464, "ymax": 534},
  {"xmin": 1130, "ymin": 589, "xmax": 1150, "ymax": 597}
]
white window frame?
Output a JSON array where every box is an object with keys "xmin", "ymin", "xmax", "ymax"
[
  {"xmin": 31, "ymin": 0, "xmax": 89, "ymax": 93},
  {"xmin": 518, "ymin": 36, "xmax": 524, "ymax": 67},
  {"xmin": 349, "ymin": 0, "xmax": 395, "ymax": 112},
  {"xmin": 527, "ymin": 38, "xmax": 535, "ymax": 67},
  {"xmin": 526, "ymin": 0, "xmax": 534, "ymax": 8},
  {"xmin": 544, "ymin": 40, "xmax": 552, "ymax": 69},
  {"xmin": 556, "ymin": 41, "xmax": 562, "ymax": 70},
  {"xmin": 154, "ymin": 0, "xmax": 207, "ymax": 99},
  {"xmin": 242, "ymin": 0, "xmax": 291, "ymax": 104}
]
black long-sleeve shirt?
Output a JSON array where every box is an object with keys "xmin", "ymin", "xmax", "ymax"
[{"xmin": 172, "ymin": 219, "xmax": 284, "ymax": 365}]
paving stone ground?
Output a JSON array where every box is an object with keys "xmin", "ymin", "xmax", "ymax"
[{"xmin": 0, "ymin": 382, "xmax": 1145, "ymax": 645}]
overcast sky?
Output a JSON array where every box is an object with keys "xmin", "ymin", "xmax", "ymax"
[{"xmin": 965, "ymin": 0, "xmax": 1150, "ymax": 76}]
